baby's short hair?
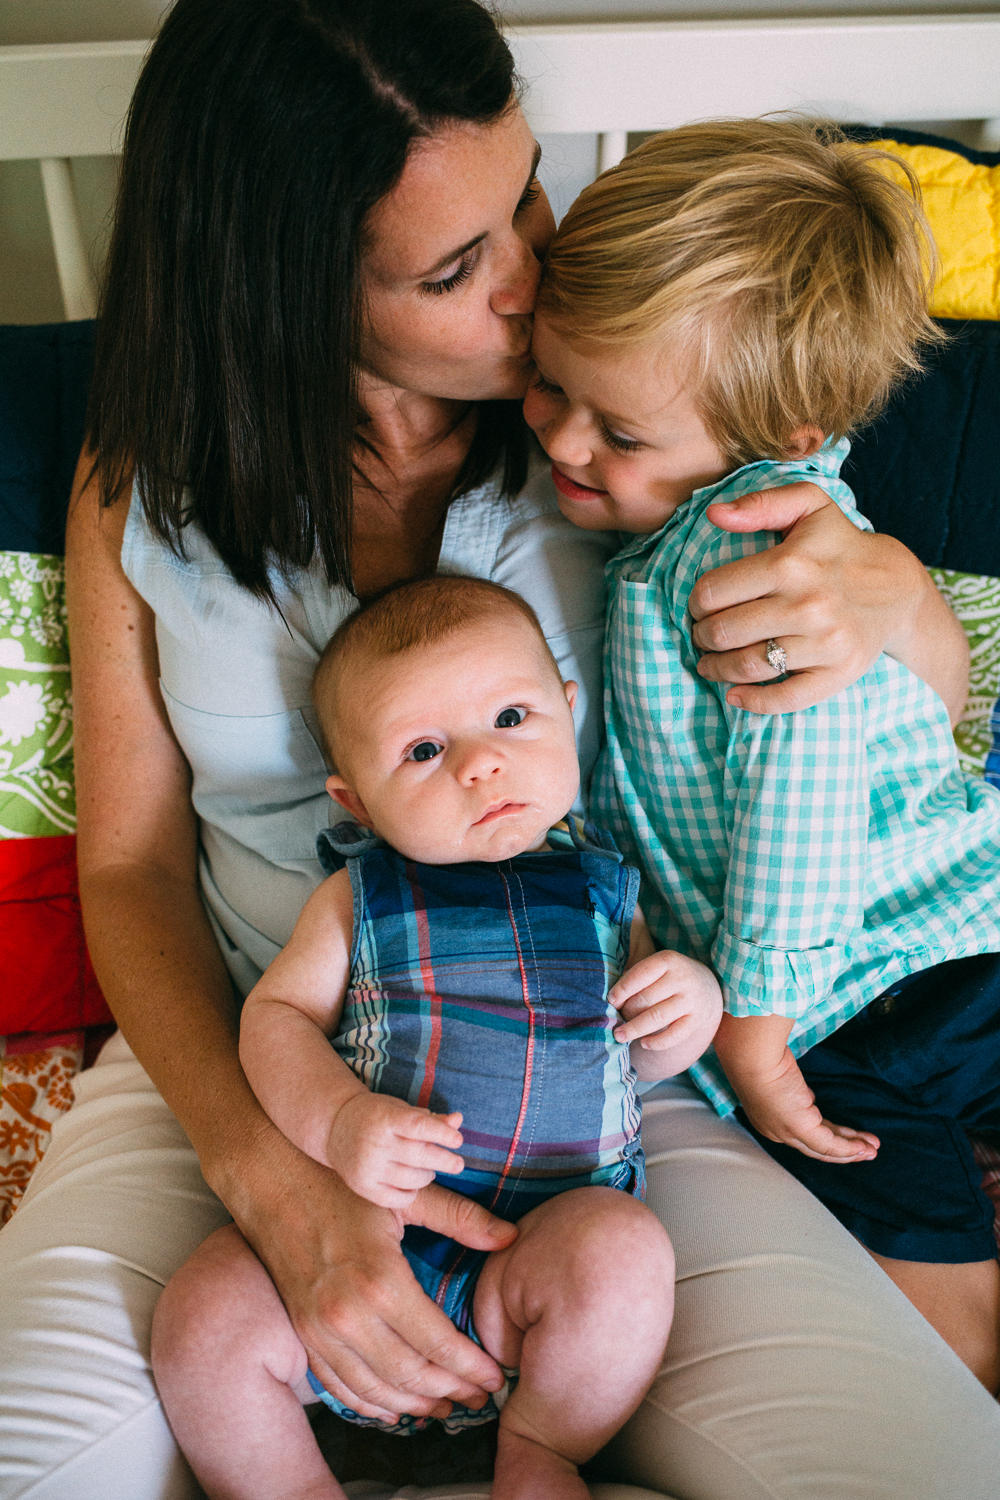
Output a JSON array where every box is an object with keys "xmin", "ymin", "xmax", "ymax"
[
  {"xmin": 313, "ymin": 575, "xmax": 553, "ymax": 757},
  {"xmin": 538, "ymin": 117, "xmax": 943, "ymax": 464}
]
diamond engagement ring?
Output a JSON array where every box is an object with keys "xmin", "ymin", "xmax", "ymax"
[{"xmin": 765, "ymin": 638, "xmax": 787, "ymax": 675}]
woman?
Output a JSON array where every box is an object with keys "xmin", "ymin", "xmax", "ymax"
[{"xmin": 1, "ymin": 2, "xmax": 997, "ymax": 1497}]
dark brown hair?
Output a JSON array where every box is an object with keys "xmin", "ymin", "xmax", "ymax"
[{"xmin": 86, "ymin": 0, "xmax": 528, "ymax": 601}]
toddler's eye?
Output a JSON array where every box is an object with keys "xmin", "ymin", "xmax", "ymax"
[
  {"xmin": 531, "ymin": 373, "xmax": 563, "ymax": 397},
  {"xmin": 495, "ymin": 707, "xmax": 525, "ymax": 728},
  {"xmin": 409, "ymin": 741, "xmax": 442, "ymax": 762},
  {"xmin": 601, "ymin": 421, "xmax": 643, "ymax": 454}
]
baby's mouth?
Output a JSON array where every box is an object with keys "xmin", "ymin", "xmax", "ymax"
[
  {"xmin": 551, "ymin": 464, "xmax": 609, "ymax": 501},
  {"xmin": 473, "ymin": 801, "xmax": 527, "ymax": 826}
]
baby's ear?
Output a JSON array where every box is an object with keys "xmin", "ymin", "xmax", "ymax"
[
  {"xmin": 326, "ymin": 775, "xmax": 374, "ymax": 828},
  {"xmin": 564, "ymin": 679, "xmax": 579, "ymax": 712},
  {"xmin": 784, "ymin": 425, "xmax": 826, "ymax": 460}
]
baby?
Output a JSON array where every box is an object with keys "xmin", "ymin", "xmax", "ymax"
[
  {"xmin": 151, "ymin": 576, "xmax": 723, "ymax": 1500},
  {"xmin": 523, "ymin": 117, "xmax": 1000, "ymax": 1387}
]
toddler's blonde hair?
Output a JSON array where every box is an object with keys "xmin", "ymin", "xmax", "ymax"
[{"xmin": 538, "ymin": 118, "xmax": 943, "ymax": 464}]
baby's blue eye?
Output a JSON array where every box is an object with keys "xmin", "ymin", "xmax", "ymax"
[
  {"xmin": 495, "ymin": 708, "xmax": 525, "ymax": 728},
  {"xmin": 409, "ymin": 741, "xmax": 442, "ymax": 762}
]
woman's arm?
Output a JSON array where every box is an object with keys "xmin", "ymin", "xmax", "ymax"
[
  {"xmin": 65, "ymin": 452, "xmax": 511, "ymax": 1422},
  {"xmin": 692, "ymin": 484, "xmax": 969, "ymax": 722}
]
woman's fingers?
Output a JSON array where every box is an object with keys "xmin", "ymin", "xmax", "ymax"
[{"xmin": 704, "ymin": 480, "xmax": 833, "ymax": 540}]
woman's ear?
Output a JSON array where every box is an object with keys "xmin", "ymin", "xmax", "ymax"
[
  {"xmin": 785, "ymin": 425, "xmax": 826, "ymax": 460},
  {"xmin": 326, "ymin": 775, "xmax": 374, "ymax": 828}
]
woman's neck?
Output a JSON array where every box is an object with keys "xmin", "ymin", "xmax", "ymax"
[{"xmin": 351, "ymin": 373, "xmax": 477, "ymax": 599}]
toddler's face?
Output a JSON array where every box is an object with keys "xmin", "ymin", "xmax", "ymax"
[
  {"xmin": 324, "ymin": 616, "xmax": 580, "ymax": 865},
  {"xmin": 523, "ymin": 314, "xmax": 730, "ymax": 534}
]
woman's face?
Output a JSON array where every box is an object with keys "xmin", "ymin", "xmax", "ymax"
[{"xmin": 361, "ymin": 105, "xmax": 555, "ymax": 403}]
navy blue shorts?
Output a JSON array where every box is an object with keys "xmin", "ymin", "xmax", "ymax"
[{"xmin": 738, "ymin": 953, "xmax": 1000, "ymax": 1264}]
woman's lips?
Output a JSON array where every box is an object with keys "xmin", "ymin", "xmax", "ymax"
[
  {"xmin": 474, "ymin": 801, "xmax": 527, "ymax": 825},
  {"xmin": 551, "ymin": 464, "xmax": 609, "ymax": 502}
]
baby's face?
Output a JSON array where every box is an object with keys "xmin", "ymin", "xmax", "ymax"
[
  {"xmin": 324, "ymin": 617, "xmax": 581, "ymax": 865},
  {"xmin": 523, "ymin": 314, "xmax": 730, "ymax": 534}
]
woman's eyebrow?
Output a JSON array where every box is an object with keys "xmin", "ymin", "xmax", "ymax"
[{"xmin": 418, "ymin": 142, "xmax": 543, "ymax": 280}]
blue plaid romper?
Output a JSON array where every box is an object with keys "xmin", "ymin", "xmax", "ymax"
[{"xmin": 306, "ymin": 816, "xmax": 643, "ymax": 1434}]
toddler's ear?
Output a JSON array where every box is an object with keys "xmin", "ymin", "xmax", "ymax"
[
  {"xmin": 326, "ymin": 775, "xmax": 374, "ymax": 828},
  {"xmin": 784, "ymin": 425, "xmax": 825, "ymax": 460}
]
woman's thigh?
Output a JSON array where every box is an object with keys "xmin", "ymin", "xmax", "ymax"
[
  {"xmin": 0, "ymin": 1030, "xmax": 230, "ymax": 1500},
  {"xmin": 604, "ymin": 1081, "xmax": 1000, "ymax": 1500}
]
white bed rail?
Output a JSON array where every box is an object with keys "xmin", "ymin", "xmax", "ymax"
[{"xmin": 2, "ymin": 19, "xmax": 1000, "ymax": 321}]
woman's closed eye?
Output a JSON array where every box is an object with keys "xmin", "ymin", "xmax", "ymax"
[
  {"xmin": 495, "ymin": 707, "xmax": 526, "ymax": 728},
  {"xmin": 515, "ymin": 178, "xmax": 542, "ymax": 217},
  {"xmin": 421, "ymin": 250, "xmax": 477, "ymax": 297}
]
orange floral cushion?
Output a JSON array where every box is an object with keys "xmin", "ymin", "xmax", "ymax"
[{"xmin": 0, "ymin": 1033, "xmax": 83, "ymax": 1225}]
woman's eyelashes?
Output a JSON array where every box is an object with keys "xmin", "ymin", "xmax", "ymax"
[
  {"xmin": 515, "ymin": 179, "xmax": 542, "ymax": 216},
  {"xmin": 421, "ymin": 250, "xmax": 477, "ymax": 296}
]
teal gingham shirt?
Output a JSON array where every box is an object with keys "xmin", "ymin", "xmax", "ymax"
[{"xmin": 592, "ymin": 438, "xmax": 1000, "ymax": 1114}]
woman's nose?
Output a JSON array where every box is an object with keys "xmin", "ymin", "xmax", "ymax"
[{"xmin": 490, "ymin": 234, "xmax": 543, "ymax": 320}]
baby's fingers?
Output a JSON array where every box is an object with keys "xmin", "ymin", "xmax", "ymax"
[
  {"xmin": 399, "ymin": 1110, "xmax": 464, "ymax": 1150},
  {"xmin": 614, "ymin": 1000, "xmax": 691, "ymax": 1045}
]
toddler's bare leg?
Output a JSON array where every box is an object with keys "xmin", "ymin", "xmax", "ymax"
[
  {"xmin": 866, "ymin": 1252, "xmax": 1000, "ymax": 1393},
  {"xmin": 152, "ymin": 1223, "xmax": 345, "ymax": 1500},
  {"xmin": 473, "ymin": 1186, "xmax": 674, "ymax": 1500}
]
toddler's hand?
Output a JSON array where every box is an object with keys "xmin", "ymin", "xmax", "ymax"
[
  {"xmin": 328, "ymin": 1093, "xmax": 464, "ymax": 1209},
  {"xmin": 610, "ymin": 950, "xmax": 723, "ymax": 1059},
  {"xmin": 738, "ymin": 1051, "xmax": 880, "ymax": 1164}
]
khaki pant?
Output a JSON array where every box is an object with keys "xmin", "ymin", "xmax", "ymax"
[{"xmin": 1, "ymin": 1032, "xmax": 998, "ymax": 1500}]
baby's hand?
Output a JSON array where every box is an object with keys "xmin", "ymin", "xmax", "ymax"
[
  {"xmin": 328, "ymin": 1093, "xmax": 465, "ymax": 1209},
  {"xmin": 609, "ymin": 950, "xmax": 723, "ymax": 1065},
  {"xmin": 739, "ymin": 1052, "xmax": 880, "ymax": 1164}
]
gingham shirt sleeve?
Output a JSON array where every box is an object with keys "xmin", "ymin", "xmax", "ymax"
[
  {"xmin": 708, "ymin": 682, "xmax": 871, "ymax": 1016},
  {"xmin": 686, "ymin": 454, "xmax": 873, "ymax": 1018}
]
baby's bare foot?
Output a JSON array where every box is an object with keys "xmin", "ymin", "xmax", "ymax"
[{"xmin": 492, "ymin": 1426, "xmax": 591, "ymax": 1499}]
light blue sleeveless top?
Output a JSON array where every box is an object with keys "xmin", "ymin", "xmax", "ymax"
[{"xmin": 121, "ymin": 449, "xmax": 615, "ymax": 995}]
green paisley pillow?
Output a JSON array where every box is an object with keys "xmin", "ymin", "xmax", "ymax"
[
  {"xmin": 926, "ymin": 567, "xmax": 1000, "ymax": 777},
  {"xmin": 0, "ymin": 552, "xmax": 75, "ymax": 838}
]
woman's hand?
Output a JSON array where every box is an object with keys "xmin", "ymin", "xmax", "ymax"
[
  {"xmin": 224, "ymin": 1126, "xmax": 516, "ymax": 1423},
  {"xmin": 693, "ymin": 482, "xmax": 969, "ymax": 719}
]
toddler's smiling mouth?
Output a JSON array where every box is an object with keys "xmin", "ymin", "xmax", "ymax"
[{"xmin": 550, "ymin": 464, "xmax": 609, "ymax": 501}]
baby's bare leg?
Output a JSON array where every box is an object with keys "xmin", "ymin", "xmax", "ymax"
[
  {"xmin": 473, "ymin": 1186, "xmax": 674, "ymax": 1500},
  {"xmin": 151, "ymin": 1224, "xmax": 344, "ymax": 1500}
]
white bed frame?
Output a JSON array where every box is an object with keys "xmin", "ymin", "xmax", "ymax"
[{"xmin": 2, "ymin": 14, "xmax": 999, "ymax": 322}]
